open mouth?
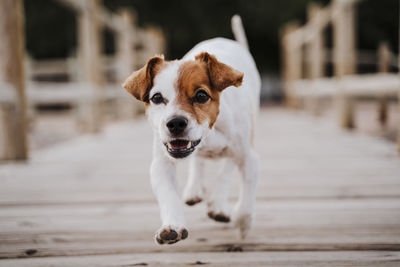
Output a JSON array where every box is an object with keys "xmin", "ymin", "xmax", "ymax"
[{"xmin": 164, "ymin": 139, "xmax": 201, "ymax": 158}]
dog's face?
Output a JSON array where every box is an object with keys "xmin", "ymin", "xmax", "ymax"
[{"xmin": 123, "ymin": 52, "xmax": 243, "ymax": 159}]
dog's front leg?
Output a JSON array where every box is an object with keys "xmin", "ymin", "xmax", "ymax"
[
  {"xmin": 183, "ymin": 156, "xmax": 205, "ymax": 206},
  {"xmin": 150, "ymin": 152, "xmax": 188, "ymax": 245},
  {"xmin": 207, "ymin": 158, "xmax": 235, "ymax": 223}
]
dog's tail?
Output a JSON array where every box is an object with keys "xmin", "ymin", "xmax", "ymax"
[{"xmin": 231, "ymin": 15, "xmax": 249, "ymax": 50}]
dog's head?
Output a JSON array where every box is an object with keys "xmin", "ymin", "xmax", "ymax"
[{"xmin": 122, "ymin": 52, "xmax": 243, "ymax": 159}]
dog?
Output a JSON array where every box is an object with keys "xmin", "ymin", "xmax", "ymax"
[{"xmin": 123, "ymin": 15, "xmax": 260, "ymax": 245}]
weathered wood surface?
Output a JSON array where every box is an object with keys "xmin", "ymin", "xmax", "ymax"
[
  {"xmin": 76, "ymin": 0, "xmax": 104, "ymax": 133},
  {"xmin": 0, "ymin": 0, "xmax": 28, "ymax": 160},
  {"xmin": 291, "ymin": 74, "xmax": 400, "ymax": 97},
  {"xmin": 0, "ymin": 108, "xmax": 400, "ymax": 266}
]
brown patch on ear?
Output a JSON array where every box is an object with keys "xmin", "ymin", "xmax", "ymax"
[
  {"xmin": 122, "ymin": 56, "xmax": 165, "ymax": 102},
  {"xmin": 195, "ymin": 52, "xmax": 243, "ymax": 91}
]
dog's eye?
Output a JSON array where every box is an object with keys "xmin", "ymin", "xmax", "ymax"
[
  {"xmin": 194, "ymin": 90, "xmax": 210, "ymax": 104},
  {"xmin": 151, "ymin": 93, "xmax": 164, "ymax": 104}
]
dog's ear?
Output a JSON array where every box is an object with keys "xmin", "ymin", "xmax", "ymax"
[
  {"xmin": 122, "ymin": 56, "xmax": 164, "ymax": 102},
  {"xmin": 195, "ymin": 52, "xmax": 243, "ymax": 91}
]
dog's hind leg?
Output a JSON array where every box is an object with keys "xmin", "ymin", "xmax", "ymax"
[
  {"xmin": 207, "ymin": 158, "xmax": 235, "ymax": 223},
  {"xmin": 183, "ymin": 156, "xmax": 205, "ymax": 206},
  {"xmin": 232, "ymin": 149, "xmax": 259, "ymax": 239}
]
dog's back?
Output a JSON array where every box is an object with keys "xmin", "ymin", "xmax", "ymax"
[{"xmin": 183, "ymin": 20, "xmax": 261, "ymax": 140}]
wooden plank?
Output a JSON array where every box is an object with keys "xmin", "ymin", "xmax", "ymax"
[
  {"xmin": 0, "ymin": 198, "xmax": 399, "ymax": 258},
  {"xmin": 1, "ymin": 251, "xmax": 400, "ymax": 267},
  {"xmin": 53, "ymin": 0, "xmax": 85, "ymax": 12},
  {"xmin": 291, "ymin": 74, "xmax": 400, "ymax": 98},
  {"xmin": 0, "ymin": 109, "xmax": 399, "ymax": 206},
  {"xmin": 26, "ymin": 83, "xmax": 126, "ymax": 106}
]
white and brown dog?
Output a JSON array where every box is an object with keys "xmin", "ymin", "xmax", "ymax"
[{"xmin": 123, "ymin": 16, "xmax": 260, "ymax": 245}]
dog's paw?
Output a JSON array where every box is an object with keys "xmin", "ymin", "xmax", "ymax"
[
  {"xmin": 155, "ymin": 226, "xmax": 188, "ymax": 245},
  {"xmin": 207, "ymin": 199, "xmax": 231, "ymax": 223},
  {"xmin": 207, "ymin": 210, "xmax": 230, "ymax": 223},
  {"xmin": 183, "ymin": 186, "xmax": 204, "ymax": 207},
  {"xmin": 185, "ymin": 196, "xmax": 203, "ymax": 206},
  {"xmin": 232, "ymin": 211, "xmax": 252, "ymax": 239}
]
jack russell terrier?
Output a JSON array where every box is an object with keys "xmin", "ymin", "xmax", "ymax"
[{"xmin": 123, "ymin": 15, "xmax": 260, "ymax": 245}]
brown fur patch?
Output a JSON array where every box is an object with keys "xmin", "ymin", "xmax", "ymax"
[
  {"xmin": 175, "ymin": 53, "xmax": 244, "ymax": 128},
  {"xmin": 195, "ymin": 52, "xmax": 243, "ymax": 91},
  {"xmin": 176, "ymin": 61, "xmax": 220, "ymax": 128},
  {"xmin": 122, "ymin": 56, "xmax": 166, "ymax": 103}
]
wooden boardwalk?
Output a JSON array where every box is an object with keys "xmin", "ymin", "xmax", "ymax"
[{"xmin": 1, "ymin": 107, "xmax": 400, "ymax": 266}]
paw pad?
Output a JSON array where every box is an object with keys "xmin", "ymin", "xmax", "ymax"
[
  {"xmin": 207, "ymin": 211, "xmax": 230, "ymax": 223},
  {"xmin": 185, "ymin": 196, "xmax": 202, "ymax": 206},
  {"xmin": 155, "ymin": 227, "xmax": 188, "ymax": 245}
]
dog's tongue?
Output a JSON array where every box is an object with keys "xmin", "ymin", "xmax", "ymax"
[{"xmin": 170, "ymin": 140, "xmax": 189, "ymax": 150}]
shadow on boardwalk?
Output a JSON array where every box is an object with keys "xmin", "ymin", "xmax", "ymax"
[{"xmin": 1, "ymin": 107, "xmax": 400, "ymax": 266}]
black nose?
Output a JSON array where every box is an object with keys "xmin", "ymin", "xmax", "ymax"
[{"xmin": 167, "ymin": 117, "xmax": 188, "ymax": 136}]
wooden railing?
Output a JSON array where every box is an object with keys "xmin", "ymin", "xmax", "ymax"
[
  {"xmin": 0, "ymin": 0, "xmax": 165, "ymax": 161},
  {"xmin": 281, "ymin": 0, "xmax": 400, "ymax": 152}
]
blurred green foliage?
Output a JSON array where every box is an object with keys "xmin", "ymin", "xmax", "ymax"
[{"xmin": 24, "ymin": 0, "xmax": 398, "ymax": 72}]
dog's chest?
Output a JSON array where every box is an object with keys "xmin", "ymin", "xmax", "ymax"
[
  {"xmin": 196, "ymin": 128, "xmax": 232, "ymax": 158},
  {"xmin": 197, "ymin": 146, "xmax": 230, "ymax": 158}
]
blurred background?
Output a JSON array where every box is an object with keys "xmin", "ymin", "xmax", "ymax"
[
  {"xmin": 25, "ymin": 0, "xmax": 399, "ymax": 101},
  {"xmin": 1, "ymin": 0, "xmax": 399, "ymax": 154},
  {"xmin": 1, "ymin": 1, "xmax": 400, "ymax": 264}
]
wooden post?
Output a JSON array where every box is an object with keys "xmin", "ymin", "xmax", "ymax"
[
  {"xmin": 135, "ymin": 26, "xmax": 165, "ymax": 115},
  {"xmin": 306, "ymin": 3, "xmax": 324, "ymax": 80},
  {"xmin": 0, "ymin": 0, "xmax": 28, "ymax": 161},
  {"xmin": 378, "ymin": 42, "xmax": 391, "ymax": 73},
  {"xmin": 142, "ymin": 27, "xmax": 166, "ymax": 60},
  {"xmin": 115, "ymin": 9, "xmax": 139, "ymax": 119},
  {"xmin": 281, "ymin": 22, "xmax": 302, "ymax": 108},
  {"xmin": 377, "ymin": 42, "xmax": 391, "ymax": 126},
  {"xmin": 305, "ymin": 3, "xmax": 325, "ymax": 115},
  {"xmin": 24, "ymin": 54, "xmax": 37, "ymax": 131},
  {"xmin": 333, "ymin": 0, "xmax": 357, "ymax": 129},
  {"xmin": 136, "ymin": 26, "xmax": 166, "ymax": 67},
  {"xmin": 398, "ymin": 7, "xmax": 400, "ymax": 153},
  {"xmin": 77, "ymin": 0, "xmax": 104, "ymax": 133},
  {"xmin": 116, "ymin": 9, "xmax": 136, "ymax": 83}
]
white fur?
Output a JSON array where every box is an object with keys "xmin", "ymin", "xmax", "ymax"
[{"xmin": 146, "ymin": 37, "xmax": 261, "ymax": 244}]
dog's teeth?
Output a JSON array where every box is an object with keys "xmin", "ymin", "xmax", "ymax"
[
  {"xmin": 186, "ymin": 141, "xmax": 191, "ymax": 149},
  {"xmin": 167, "ymin": 143, "xmax": 172, "ymax": 149}
]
